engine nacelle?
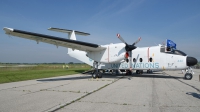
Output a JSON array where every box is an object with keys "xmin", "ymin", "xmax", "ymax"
[
  {"xmin": 108, "ymin": 53, "xmax": 125, "ymax": 63},
  {"xmin": 87, "ymin": 43, "xmax": 126, "ymax": 63}
]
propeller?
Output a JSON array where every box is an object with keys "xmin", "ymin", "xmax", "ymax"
[{"xmin": 117, "ymin": 33, "xmax": 141, "ymax": 70}]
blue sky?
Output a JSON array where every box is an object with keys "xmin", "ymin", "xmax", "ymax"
[{"xmin": 0, "ymin": 0, "xmax": 200, "ymax": 63}]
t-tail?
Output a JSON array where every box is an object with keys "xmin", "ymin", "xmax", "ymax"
[{"xmin": 48, "ymin": 27, "xmax": 93, "ymax": 66}]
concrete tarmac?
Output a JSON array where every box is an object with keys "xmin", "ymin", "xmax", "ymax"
[{"xmin": 0, "ymin": 70, "xmax": 200, "ymax": 112}]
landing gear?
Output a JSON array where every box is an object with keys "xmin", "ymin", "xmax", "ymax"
[
  {"xmin": 147, "ymin": 69, "xmax": 153, "ymax": 73},
  {"xmin": 184, "ymin": 73, "xmax": 192, "ymax": 80},
  {"xmin": 98, "ymin": 72, "xmax": 102, "ymax": 78},
  {"xmin": 92, "ymin": 72, "xmax": 97, "ymax": 79},
  {"xmin": 136, "ymin": 70, "xmax": 139, "ymax": 74},
  {"xmin": 126, "ymin": 70, "xmax": 132, "ymax": 75},
  {"xmin": 136, "ymin": 70, "xmax": 143, "ymax": 74},
  {"xmin": 92, "ymin": 71, "xmax": 102, "ymax": 78},
  {"xmin": 92, "ymin": 61, "xmax": 102, "ymax": 79},
  {"xmin": 184, "ymin": 67, "xmax": 194, "ymax": 80}
]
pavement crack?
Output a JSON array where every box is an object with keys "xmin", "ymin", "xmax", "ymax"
[
  {"xmin": 163, "ymin": 72, "xmax": 200, "ymax": 93},
  {"xmin": 45, "ymin": 76, "xmax": 124, "ymax": 112},
  {"xmin": 19, "ymin": 83, "xmax": 72, "ymax": 96},
  {"xmin": 78, "ymin": 100, "xmax": 132, "ymax": 106},
  {"xmin": 40, "ymin": 89, "xmax": 85, "ymax": 94},
  {"xmin": 0, "ymin": 82, "xmax": 42, "ymax": 91}
]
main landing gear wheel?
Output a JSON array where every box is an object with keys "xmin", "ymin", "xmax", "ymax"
[
  {"xmin": 136, "ymin": 70, "xmax": 139, "ymax": 74},
  {"xmin": 136, "ymin": 70, "xmax": 143, "ymax": 74},
  {"xmin": 92, "ymin": 72, "xmax": 102, "ymax": 79},
  {"xmin": 126, "ymin": 70, "xmax": 132, "ymax": 75},
  {"xmin": 92, "ymin": 73, "xmax": 97, "ymax": 79},
  {"xmin": 98, "ymin": 72, "xmax": 102, "ymax": 78},
  {"xmin": 147, "ymin": 70, "xmax": 153, "ymax": 73},
  {"xmin": 184, "ymin": 73, "xmax": 193, "ymax": 80},
  {"xmin": 92, "ymin": 61, "xmax": 102, "ymax": 79}
]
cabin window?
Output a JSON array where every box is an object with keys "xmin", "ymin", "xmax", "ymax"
[
  {"xmin": 133, "ymin": 58, "xmax": 136, "ymax": 62},
  {"xmin": 139, "ymin": 58, "xmax": 143, "ymax": 62},
  {"xmin": 149, "ymin": 57, "xmax": 153, "ymax": 62},
  {"xmin": 126, "ymin": 59, "xmax": 129, "ymax": 63}
]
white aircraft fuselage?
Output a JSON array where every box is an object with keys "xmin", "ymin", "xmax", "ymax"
[{"xmin": 68, "ymin": 44, "xmax": 189, "ymax": 70}]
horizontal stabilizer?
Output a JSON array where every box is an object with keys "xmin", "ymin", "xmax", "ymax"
[{"xmin": 48, "ymin": 27, "xmax": 90, "ymax": 36}]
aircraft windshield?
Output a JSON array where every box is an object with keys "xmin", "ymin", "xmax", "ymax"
[
  {"xmin": 160, "ymin": 46, "xmax": 187, "ymax": 56},
  {"xmin": 173, "ymin": 50, "xmax": 187, "ymax": 56}
]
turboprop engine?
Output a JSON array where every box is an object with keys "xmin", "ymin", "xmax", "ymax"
[{"xmin": 117, "ymin": 34, "xmax": 141, "ymax": 69}]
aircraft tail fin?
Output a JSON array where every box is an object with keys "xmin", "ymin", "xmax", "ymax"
[{"xmin": 48, "ymin": 27, "xmax": 90, "ymax": 52}]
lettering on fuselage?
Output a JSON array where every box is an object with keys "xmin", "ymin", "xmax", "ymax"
[
  {"xmin": 111, "ymin": 63, "xmax": 159, "ymax": 69},
  {"xmin": 89, "ymin": 58, "xmax": 93, "ymax": 62}
]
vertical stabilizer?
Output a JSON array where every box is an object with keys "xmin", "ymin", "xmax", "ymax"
[
  {"xmin": 48, "ymin": 27, "xmax": 92, "ymax": 66},
  {"xmin": 68, "ymin": 30, "xmax": 76, "ymax": 40},
  {"xmin": 68, "ymin": 30, "xmax": 76, "ymax": 53},
  {"xmin": 48, "ymin": 27, "xmax": 90, "ymax": 53}
]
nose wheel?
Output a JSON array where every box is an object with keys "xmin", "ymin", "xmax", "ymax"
[
  {"xmin": 184, "ymin": 73, "xmax": 192, "ymax": 80},
  {"xmin": 184, "ymin": 67, "xmax": 193, "ymax": 80}
]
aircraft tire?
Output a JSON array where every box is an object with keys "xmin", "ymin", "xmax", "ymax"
[
  {"xmin": 98, "ymin": 72, "xmax": 102, "ymax": 78},
  {"xmin": 184, "ymin": 73, "xmax": 193, "ymax": 80},
  {"xmin": 136, "ymin": 70, "xmax": 139, "ymax": 74},
  {"xmin": 92, "ymin": 73, "xmax": 97, "ymax": 79},
  {"xmin": 128, "ymin": 70, "xmax": 132, "ymax": 75},
  {"xmin": 140, "ymin": 70, "xmax": 143, "ymax": 74}
]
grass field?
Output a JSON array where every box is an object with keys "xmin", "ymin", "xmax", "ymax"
[{"xmin": 0, "ymin": 64, "xmax": 91, "ymax": 84}]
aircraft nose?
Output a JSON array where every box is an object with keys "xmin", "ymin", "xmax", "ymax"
[{"xmin": 187, "ymin": 56, "xmax": 198, "ymax": 66}]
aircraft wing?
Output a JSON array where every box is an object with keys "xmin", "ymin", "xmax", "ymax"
[{"xmin": 3, "ymin": 27, "xmax": 106, "ymax": 52}]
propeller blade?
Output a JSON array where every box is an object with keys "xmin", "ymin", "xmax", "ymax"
[
  {"xmin": 117, "ymin": 33, "xmax": 127, "ymax": 44},
  {"xmin": 132, "ymin": 37, "xmax": 141, "ymax": 46}
]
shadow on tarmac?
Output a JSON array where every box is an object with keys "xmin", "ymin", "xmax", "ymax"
[
  {"xmin": 37, "ymin": 76, "xmax": 91, "ymax": 81},
  {"xmin": 37, "ymin": 72, "xmax": 183, "ymax": 82},
  {"xmin": 131, "ymin": 74, "xmax": 183, "ymax": 79},
  {"xmin": 186, "ymin": 92, "xmax": 200, "ymax": 99},
  {"xmin": 37, "ymin": 74, "xmax": 122, "ymax": 82},
  {"xmin": 105, "ymin": 72, "xmax": 183, "ymax": 79}
]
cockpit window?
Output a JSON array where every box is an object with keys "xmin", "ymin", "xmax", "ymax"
[
  {"xmin": 160, "ymin": 46, "xmax": 187, "ymax": 56},
  {"xmin": 173, "ymin": 50, "xmax": 187, "ymax": 56}
]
